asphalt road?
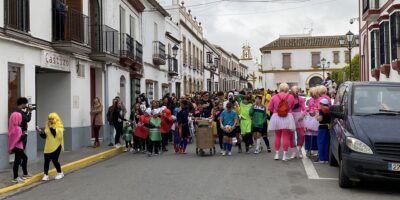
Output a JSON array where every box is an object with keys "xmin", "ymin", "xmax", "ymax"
[{"xmin": 3, "ymin": 142, "xmax": 400, "ymax": 200}]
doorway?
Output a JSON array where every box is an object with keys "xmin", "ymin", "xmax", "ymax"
[
  {"xmin": 8, "ymin": 65, "xmax": 21, "ymax": 117},
  {"xmin": 175, "ymin": 82, "xmax": 181, "ymax": 98}
]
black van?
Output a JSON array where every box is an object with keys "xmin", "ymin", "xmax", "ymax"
[{"xmin": 329, "ymin": 82, "xmax": 400, "ymax": 188}]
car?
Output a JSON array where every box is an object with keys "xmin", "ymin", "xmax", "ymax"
[{"xmin": 329, "ymin": 81, "xmax": 400, "ymax": 188}]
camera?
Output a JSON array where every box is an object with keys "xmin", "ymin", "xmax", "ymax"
[{"xmin": 28, "ymin": 104, "xmax": 37, "ymax": 111}]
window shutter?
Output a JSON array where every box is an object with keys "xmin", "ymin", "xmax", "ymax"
[{"xmin": 371, "ymin": 30, "xmax": 376, "ymax": 69}]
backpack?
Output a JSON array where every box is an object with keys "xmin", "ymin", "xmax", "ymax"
[
  {"xmin": 106, "ymin": 106, "xmax": 114, "ymax": 123},
  {"xmin": 277, "ymin": 94, "xmax": 289, "ymax": 117}
]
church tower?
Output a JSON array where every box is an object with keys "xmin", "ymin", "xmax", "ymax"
[{"xmin": 241, "ymin": 42, "xmax": 253, "ymax": 60}]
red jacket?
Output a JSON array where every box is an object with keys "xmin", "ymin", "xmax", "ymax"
[{"xmin": 160, "ymin": 108, "xmax": 173, "ymax": 134}]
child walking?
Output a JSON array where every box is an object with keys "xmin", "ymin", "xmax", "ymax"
[
  {"xmin": 219, "ymin": 102, "xmax": 239, "ymax": 156},
  {"xmin": 122, "ymin": 122, "xmax": 134, "ymax": 152},
  {"xmin": 239, "ymin": 96, "xmax": 253, "ymax": 153},
  {"xmin": 250, "ymin": 96, "xmax": 269, "ymax": 154}
]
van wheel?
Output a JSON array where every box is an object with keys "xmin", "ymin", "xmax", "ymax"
[
  {"xmin": 329, "ymin": 146, "xmax": 339, "ymax": 167},
  {"xmin": 339, "ymin": 159, "xmax": 352, "ymax": 188}
]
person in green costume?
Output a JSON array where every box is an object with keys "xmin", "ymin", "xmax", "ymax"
[
  {"xmin": 250, "ymin": 96, "xmax": 269, "ymax": 154},
  {"xmin": 239, "ymin": 95, "xmax": 253, "ymax": 153},
  {"xmin": 122, "ymin": 122, "xmax": 134, "ymax": 152},
  {"xmin": 148, "ymin": 106, "xmax": 162, "ymax": 157}
]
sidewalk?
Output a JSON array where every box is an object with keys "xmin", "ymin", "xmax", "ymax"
[{"xmin": 0, "ymin": 143, "xmax": 119, "ymax": 189}]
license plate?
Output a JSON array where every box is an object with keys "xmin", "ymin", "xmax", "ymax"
[{"xmin": 388, "ymin": 163, "xmax": 400, "ymax": 171}]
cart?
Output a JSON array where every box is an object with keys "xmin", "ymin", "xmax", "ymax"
[{"xmin": 195, "ymin": 119, "xmax": 216, "ymax": 156}]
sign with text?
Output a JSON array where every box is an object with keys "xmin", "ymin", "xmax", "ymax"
[{"xmin": 42, "ymin": 51, "xmax": 71, "ymax": 72}]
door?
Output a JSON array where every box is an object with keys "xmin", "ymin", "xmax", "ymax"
[
  {"xmin": 8, "ymin": 65, "xmax": 21, "ymax": 117},
  {"xmin": 176, "ymin": 82, "xmax": 181, "ymax": 98},
  {"xmin": 90, "ymin": 0, "xmax": 100, "ymax": 51}
]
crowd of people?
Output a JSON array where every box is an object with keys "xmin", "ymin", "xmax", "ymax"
[{"xmin": 7, "ymin": 81, "xmax": 334, "ymax": 183}]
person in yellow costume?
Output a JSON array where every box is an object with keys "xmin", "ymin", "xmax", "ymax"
[
  {"xmin": 239, "ymin": 95, "xmax": 253, "ymax": 153},
  {"xmin": 263, "ymin": 89, "xmax": 272, "ymax": 115},
  {"xmin": 37, "ymin": 113, "xmax": 65, "ymax": 181}
]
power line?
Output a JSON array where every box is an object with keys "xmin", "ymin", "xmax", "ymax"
[{"xmin": 194, "ymin": 0, "xmax": 338, "ymax": 17}]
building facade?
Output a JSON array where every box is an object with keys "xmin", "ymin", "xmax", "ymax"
[
  {"xmin": 260, "ymin": 34, "xmax": 359, "ymax": 90},
  {"xmin": 203, "ymin": 39, "xmax": 220, "ymax": 92},
  {"xmin": 359, "ymin": 0, "xmax": 400, "ymax": 82},
  {"xmin": 240, "ymin": 43, "xmax": 263, "ymax": 89}
]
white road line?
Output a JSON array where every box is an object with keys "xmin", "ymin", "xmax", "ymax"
[{"xmin": 301, "ymin": 148, "xmax": 338, "ymax": 181}]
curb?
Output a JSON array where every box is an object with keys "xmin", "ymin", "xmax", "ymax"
[{"xmin": 0, "ymin": 147, "xmax": 124, "ymax": 195}]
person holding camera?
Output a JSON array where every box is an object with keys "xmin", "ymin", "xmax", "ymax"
[{"xmin": 13, "ymin": 97, "xmax": 33, "ymax": 149}]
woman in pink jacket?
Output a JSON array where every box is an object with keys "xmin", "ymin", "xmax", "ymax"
[
  {"xmin": 316, "ymin": 85, "xmax": 331, "ymax": 109},
  {"xmin": 268, "ymin": 83, "xmax": 296, "ymax": 161},
  {"xmin": 8, "ymin": 112, "xmax": 31, "ymax": 183},
  {"xmin": 290, "ymin": 86, "xmax": 307, "ymax": 159},
  {"xmin": 304, "ymin": 87, "xmax": 320, "ymax": 158}
]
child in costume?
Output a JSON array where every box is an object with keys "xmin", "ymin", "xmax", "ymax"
[
  {"xmin": 239, "ymin": 95, "xmax": 253, "ymax": 153},
  {"xmin": 148, "ymin": 109, "xmax": 162, "ymax": 156},
  {"xmin": 122, "ymin": 122, "xmax": 134, "ymax": 152},
  {"xmin": 219, "ymin": 102, "xmax": 239, "ymax": 156},
  {"xmin": 250, "ymin": 96, "xmax": 269, "ymax": 154},
  {"xmin": 177, "ymin": 100, "xmax": 190, "ymax": 154}
]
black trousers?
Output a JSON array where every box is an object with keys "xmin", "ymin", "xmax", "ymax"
[
  {"xmin": 242, "ymin": 134, "xmax": 253, "ymax": 148},
  {"xmin": 93, "ymin": 126, "xmax": 101, "ymax": 142},
  {"xmin": 44, "ymin": 146, "xmax": 62, "ymax": 175},
  {"xmin": 147, "ymin": 140, "xmax": 160, "ymax": 154},
  {"xmin": 13, "ymin": 148, "xmax": 28, "ymax": 179},
  {"xmin": 217, "ymin": 126, "xmax": 224, "ymax": 150},
  {"xmin": 114, "ymin": 123, "xmax": 123, "ymax": 145},
  {"xmin": 162, "ymin": 134, "xmax": 169, "ymax": 148}
]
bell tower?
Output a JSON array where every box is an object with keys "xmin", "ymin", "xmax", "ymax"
[{"xmin": 241, "ymin": 42, "xmax": 253, "ymax": 60}]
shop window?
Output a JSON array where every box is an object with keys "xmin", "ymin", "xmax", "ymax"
[{"xmin": 8, "ymin": 65, "xmax": 21, "ymax": 116}]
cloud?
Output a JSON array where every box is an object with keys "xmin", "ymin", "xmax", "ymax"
[{"xmin": 166, "ymin": 0, "xmax": 358, "ymax": 59}]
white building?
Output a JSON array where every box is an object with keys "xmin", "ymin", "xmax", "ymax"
[
  {"xmin": 260, "ymin": 34, "xmax": 360, "ymax": 91},
  {"xmin": 359, "ymin": 0, "xmax": 400, "ymax": 82},
  {"xmin": 141, "ymin": 0, "xmax": 170, "ymax": 102},
  {"xmin": 0, "ymin": 0, "xmax": 149, "ymax": 170},
  {"xmin": 167, "ymin": 1, "xmax": 205, "ymax": 95},
  {"xmin": 203, "ymin": 39, "xmax": 220, "ymax": 92}
]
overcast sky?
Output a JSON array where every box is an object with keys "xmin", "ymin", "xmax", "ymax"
[{"xmin": 160, "ymin": 0, "xmax": 359, "ymax": 60}]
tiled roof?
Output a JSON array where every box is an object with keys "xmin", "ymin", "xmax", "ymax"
[{"xmin": 260, "ymin": 35, "xmax": 359, "ymax": 52}]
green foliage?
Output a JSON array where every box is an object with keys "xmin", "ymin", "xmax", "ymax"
[{"xmin": 331, "ymin": 54, "xmax": 360, "ymax": 86}]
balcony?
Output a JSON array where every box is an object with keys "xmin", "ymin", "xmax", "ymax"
[
  {"xmin": 153, "ymin": 41, "xmax": 166, "ymax": 65},
  {"xmin": 52, "ymin": 9, "xmax": 91, "ymax": 54},
  {"xmin": 136, "ymin": 41, "xmax": 143, "ymax": 64},
  {"xmin": 362, "ymin": 0, "xmax": 380, "ymax": 22},
  {"xmin": 131, "ymin": 65, "xmax": 144, "ymax": 79},
  {"xmin": 168, "ymin": 58, "xmax": 179, "ymax": 76},
  {"xmin": 120, "ymin": 33, "xmax": 135, "ymax": 66},
  {"xmin": 90, "ymin": 25, "xmax": 119, "ymax": 62}
]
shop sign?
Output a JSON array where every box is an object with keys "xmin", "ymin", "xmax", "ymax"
[{"xmin": 42, "ymin": 51, "xmax": 70, "ymax": 72}]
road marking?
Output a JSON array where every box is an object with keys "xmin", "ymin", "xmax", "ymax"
[{"xmin": 301, "ymin": 148, "xmax": 339, "ymax": 181}]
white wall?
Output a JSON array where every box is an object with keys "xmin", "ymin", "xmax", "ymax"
[
  {"xmin": 0, "ymin": 0, "xmax": 4, "ymax": 28},
  {"xmin": 70, "ymin": 61, "xmax": 92, "ymax": 127},
  {"xmin": 107, "ymin": 66, "xmax": 131, "ymax": 116},
  {"xmin": 0, "ymin": 39, "xmax": 41, "ymax": 133},
  {"xmin": 263, "ymin": 47, "xmax": 360, "ymax": 70}
]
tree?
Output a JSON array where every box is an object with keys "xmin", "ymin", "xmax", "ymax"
[{"xmin": 331, "ymin": 54, "xmax": 360, "ymax": 86}]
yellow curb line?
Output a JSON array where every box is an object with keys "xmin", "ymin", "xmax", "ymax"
[{"xmin": 0, "ymin": 147, "xmax": 124, "ymax": 195}]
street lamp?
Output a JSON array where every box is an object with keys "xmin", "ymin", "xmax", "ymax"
[
  {"xmin": 172, "ymin": 44, "xmax": 179, "ymax": 58},
  {"xmin": 339, "ymin": 31, "xmax": 357, "ymax": 81},
  {"xmin": 321, "ymin": 58, "xmax": 326, "ymax": 81}
]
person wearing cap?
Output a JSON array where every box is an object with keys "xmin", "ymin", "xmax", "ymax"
[{"xmin": 315, "ymin": 98, "xmax": 331, "ymax": 164}]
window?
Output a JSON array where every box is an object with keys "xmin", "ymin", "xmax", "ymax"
[
  {"xmin": 154, "ymin": 22, "xmax": 158, "ymax": 41},
  {"xmin": 207, "ymin": 52, "xmax": 212, "ymax": 64},
  {"xmin": 370, "ymin": 30, "xmax": 379, "ymax": 69},
  {"xmin": 380, "ymin": 21, "xmax": 390, "ymax": 65},
  {"xmin": 311, "ymin": 52, "xmax": 321, "ymax": 67},
  {"xmin": 333, "ymin": 51, "xmax": 340, "ymax": 64},
  {"xmin": 363, "ymin": 0, "xmax": 369, "ymax": 13},
  {"xmin": 5, "ymin": 0, "xmax": 30, "ymax": 32},
  {"xmin": 182, "ymin": 36, "xmax": 187, "ymax": 64},
  {"xmin": 345, "ymin": 51, "xmax": 350, "ymax": 64},
  {"xmin": 130, "ymin": 16, "xmax": 136, "ymax": 39},
  {"xmin": 390, "ymin": 12, "xmax": 400, "ymax": 61},
  {"xmin": 146, "ymin": 81, "xmax": 154, "ymax": 102},
  {"xmin": 120, "ymin": 6, "xmax": 125, "ymax": 34},
  {"xmin": 188, "ymin": 41, "xmax": 192, "ymax": 65},
  {"xmin": 8, "ymin": 65, "xmax": 21, "ymax": 116},
  {"xmin": 282, "ymin": 53, "xmax": 291, "ymax": 68}
]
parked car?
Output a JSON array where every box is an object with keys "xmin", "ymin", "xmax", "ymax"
[{"xmin": 329, "ymin": 81, "xmax": 400, "ymax": 188}]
